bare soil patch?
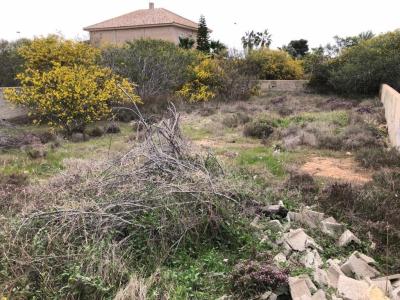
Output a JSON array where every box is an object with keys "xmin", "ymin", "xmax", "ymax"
[
  {"xmin": 194, "ymin": 139, "xmax": 257, "ymax": 149},
  {"xmin": 300, "ymin": 156, "xmax": 372, "ymax": 184}
]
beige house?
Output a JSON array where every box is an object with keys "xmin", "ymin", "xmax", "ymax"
[{"xmin": 83, "ymin": 3, "xmax": 198, "ymax": 46}]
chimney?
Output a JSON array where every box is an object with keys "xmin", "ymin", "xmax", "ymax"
[{"xmin": 149, "ymin": 2, "xmax": 154, "ymax": 9}]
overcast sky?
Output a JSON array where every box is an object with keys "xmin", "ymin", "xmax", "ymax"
[{"xmin": 1, "ymin": 0, "xmax": 399, "ymax": 49}]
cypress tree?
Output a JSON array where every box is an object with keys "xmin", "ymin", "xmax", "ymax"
[{"xmin": 196, "ymin": 15, "xmax": 210, "ymax": 53}]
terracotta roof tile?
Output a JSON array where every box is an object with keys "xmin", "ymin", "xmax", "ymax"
[{"xmin": 84, "ymin": 8, "xmax": 198, "ymax": 31}]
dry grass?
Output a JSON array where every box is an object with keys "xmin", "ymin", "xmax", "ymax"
[{"xmin": 114, "ymin": 274, "xmax": 153, "ymax": 300}]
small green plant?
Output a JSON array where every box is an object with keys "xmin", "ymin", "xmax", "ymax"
[
  {"xmin": 236, "ymin": 147, "xmax": 286, "ymax": 177},
  {"xmin": 87, "ymin": 126, "xmax": 104, "ymax": 137},
  {"xmin": 59, "ymin": 266, "xmax": 112, "ymax": 299},
  {"xmin": 243, "ymin": 118, "xmax": 274, "ymax": 139},
  {"xmin": 290, "ymin": 266, "xmax": 313, "ymax": 277}
]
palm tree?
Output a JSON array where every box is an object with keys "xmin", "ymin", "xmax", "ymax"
[
  {"xmin": 242, "ymin": 29, "xmax": 272, "ymax": 52},
  {"xmin": 179, "ymin": 36, "xmax": 195, "ymax": 49},
  {"xmin": 210, "ymin": 40, "xmax": 227, "ymax": 56},
  {"xmin": 257, "ymin": 30, "xmax": 272, "ymax": 48}
]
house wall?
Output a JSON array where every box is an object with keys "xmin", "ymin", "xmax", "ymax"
[
  {"xmin": 89, "ymin": 26, "xmax": 196, "ymax": 46},
  {"xmin": 380, "ymin": 84, "xmax": 400, "ymax": 149}
]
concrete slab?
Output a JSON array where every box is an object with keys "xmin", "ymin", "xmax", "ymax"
[
  {"xmin": 341, "ymin": 252, "xmax": 380, "ymax": 279},
  {"xmin": 289, "ymin": 209, "xmax": 325, "ymax": 229},
  {"xmin": 313, "ymin": 267, "xmax": 329, "ymax": 286},
  {"xmin": 289, "ymin": 277, "xmax": 312, "ymax": 300},
  {"xmin": 327, "ymin": 261, "xmax": 345, "ymax": 289},
  {"xmin": 301, "ymin": 249, "xmax": 323, "ymax": 268},
  {"xmin": 311, "ymin": 290, "xmax": 327, "ymax": 300},
  {"xmin": 337, "ymin": 274, "xmax": 369, "ymax": 300},
  {"xmin": 283, "ymin": 228, "xmax": 322, "ymax": 252},
  {"xmin": 338, "ymin": 230, "xmax": 361, "ymax": 247},
  {"xmin": 321, "ymin": 217, "xmax": 346, "ymax": 237}
]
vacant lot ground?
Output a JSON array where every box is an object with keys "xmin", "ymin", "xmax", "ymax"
[{"xmin": 2, "ymin": 91, "xmax": 399, "ymax": 299}]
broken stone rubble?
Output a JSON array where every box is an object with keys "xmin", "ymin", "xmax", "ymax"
[
  {"xmin": 300, "ymin": 249, "xmax": 323, "ymax": 269},
  {"xmin": 337, "ymin": 274, "xmax": 370, "ymax": 300},
  {"xmin": 338, "ymin": 229, "xmax": 362, "ymax": 247},
  {"xmin": 321, "ymin": 216, "xmax": 346, "ymax": 237},
  {"xmin": 273, "ymin": 252, "xmax": 287, "ymax": 264},
  {"xmin": 283, "ymin": 228, "xmax": 322, "ymax": 252},
  {"xmin": 289, "ymin": 208, "xmax": 325, "ymax": 229},
  {"xmin": 340, "ymin": 251, "xmax": 380, "ymax": 280},
  {"xmin": 252, "ymin": 204, "xmax": 397, "ymax": 300}
]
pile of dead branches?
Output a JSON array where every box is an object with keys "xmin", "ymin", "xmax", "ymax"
[{"xmin": 0, "ymin": 104, "xmax": 247, "ymax": 297}]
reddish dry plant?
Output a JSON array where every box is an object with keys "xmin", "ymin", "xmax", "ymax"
[{"xmin": 231, "ymin": 259, "xmax": 289, "ymax": 297}]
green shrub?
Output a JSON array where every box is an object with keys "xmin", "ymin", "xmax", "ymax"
[
  {"xmin": 0, "ymin": 39, "xmax": 29, "ymax": 87},
  {"xmin": 105, "ymin": 123, "xmax": 120, "ymax": 134},
  {"xmin": 243, "ymin": 118, "xmax": 274, "ymax": 139},
  {"xmin": 286, "ymin": 170, "xmax": 319, "ymax": 194},
  {"xmin": 247, "ymin": 48, "xmax": 304, "ymax": 80},
  {"xmin": 355, "ymin": 148, "xmax": 400, "ymax": 169},
  {"xmin": 87, "ymin": 126, "xmax": 104, "ymax": 137},
  {"xmin": 341, "ymin": 124, "xmax": 382, "ymax": 150},
  {"xmin": 177, "ymin": 56, "xmax": 258, "ymax": 102},
  {"xmin": 101, "ymin": 39, "xmax": 198, "ymax": 100},
  {"xmin": 309, "ymin": 30, "xmax": 400, "ymax": 95},
  {"xmin": 4, "ymin": 36, "xmax": 140, "ymax": 134},
  {"xmin": 222, "ymin": 112, "xmax": 251, "ymax": 128},
  {"xmin": 216, "ymin": 57, "xmax": 259, "ymax": 101}
]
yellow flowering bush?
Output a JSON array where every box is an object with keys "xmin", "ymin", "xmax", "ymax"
[
  {"xmin": 4, "ymin": 36, "xmax": 140, "ymax": 133},
  {"xmin": 177, "ymin": 58, "xmax": 223, "ymax": 102},
  {"xmin": 247, "ymin": 49, "xmax": 304, "ymax": 80}
]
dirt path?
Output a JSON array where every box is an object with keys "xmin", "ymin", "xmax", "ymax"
[
  {"xmin": 194, "ymin": 139, "xmax": 258, "ymax": 149},
  {"xmin": 300, "ymin": 156, "xmax": 372, "ymax": 184}
]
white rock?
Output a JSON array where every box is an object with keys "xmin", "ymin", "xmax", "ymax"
[
  {"xmin": 290, "ymin": 209, "xmax": 325, "ymax": 229},
  {"xmin": 217, "ymin": 295, "xmax": 232, "ymax": 300},
  {"xmin": 392, "ymin": 286, "xmax": 400, "ymax": 300},
  {"xmin": 311, "ymin": 290, "xmax": 327, "ymax": 300},
  {"xmin": 301, "ymin": 249, "xmax": 323, "ymax": 268},
  {"xmin": 327, "ymin": 261, "xmax": 345, "ymax": 289},
  {"xmin": 327, "ymin": 258, "xmax": 342, "ymax": 265},
  {"xmin": 259, "ymin": 291, "xmax": 272, "ymax": 299},
  {"xmin": 337, "ymin": 230, "xmax": 361, "ymax": 247},
  {"xmin": 373, "ymin": 274, "xmax": 400, "ymax": 283},
  {"xmin": 298, "ymin": 274, "xmax": 317, "ymax": 292},
  {"xmin": 289, "ymin": 276, "xmax": 312, "ymax": 300},
  {"xmin": 268, "ymin": 293, "xmax": 278, "ymax": 300},
  {"xmin": 273, "ymin": 252, "xmax": 287, "ymax": 264},
  {"xmin": 393, "ymin": 279, "xmax": 400, "ymax": 288},
  {"xmin": 283, "ymin": 228, "xmax": 322, "ymax": 252},
  {"xmin": 313, "ymin": 267, "xmax": 329, "ymax": 286},
  {"xmin": 321, "ymin": 217, "xmax": 346, "ymax": 237},
  {"xmin": 337, "ymin": 274, "xmax": 370, "ymax": 300},
  {"xmin": 340, "ymin": 251, "xmax": 380, "ymax": 279}
]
